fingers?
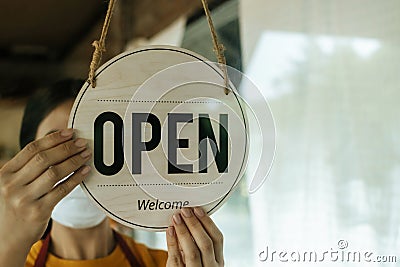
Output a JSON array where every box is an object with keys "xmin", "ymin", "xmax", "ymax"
[
  {"xmin": 28, "ymin": 148, "xmax": 92, "ymax": 199},
  {"xmin": 171, "ymin": 207, "xmax": 224, "ymax": 267},
  {"xmin": 193, "ymin": 207, "xmax": 224, "ymax": 265},
  {"xmin": 172, "ymin": 213, "xmax": 202, "ymax": 267},
  {"xmin": 40, "ymin": 165, "xmax": 91, "ymax": 210},
  {"xmin": 166, "ymin": 226, "xmax": 185, "ymax": 267},
  {"xmin": 18, "ymin": 138, "xmax": 89, "ymax": 185},
  {"xmin": 180, "ymin": 208, "xmax": 216, "ymax": 266},
  {"xmin": 4, "ymin": 129, "xmax": 74, "ymax": 172}
]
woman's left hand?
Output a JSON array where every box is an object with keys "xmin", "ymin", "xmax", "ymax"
[{"xmin": 166, "ymin": 207, "xmax": 224, "ymax": 267}]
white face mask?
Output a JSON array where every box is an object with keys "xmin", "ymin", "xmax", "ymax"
[{"xmin": 51, "ymin": 186, "xmax": 107, "ymax": 229}]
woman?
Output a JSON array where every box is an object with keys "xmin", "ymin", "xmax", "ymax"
[{"xmin": 0, "ymin": 80, "xmax": 224, "ymax": 267}]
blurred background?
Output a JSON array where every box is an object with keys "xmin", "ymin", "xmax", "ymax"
[{"xmin": 1, "ymin": 0, "xmax": 399, "ymax": 266}]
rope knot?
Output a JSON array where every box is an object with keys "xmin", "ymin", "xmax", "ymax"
[
  {"xmin": 87, "ymin": 0, "xmax": 116, "ymax": 88},
  {"xmin": 88, "ymin": 41, "xmax": 106, "ymax": 88},
  {"xmin": 216, "ymin": 43, "xmax": 225, "ymax": 54}
]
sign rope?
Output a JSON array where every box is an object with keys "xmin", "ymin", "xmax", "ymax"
[
  {"xmin": 88, "ymin": 0, "xmax": 230, "ymax": 95},
  {"xmin": 200, "ymin": 0, "xmax": 230, "ymax": 95},
  {"xmin": 88, "ymin": 0, "xmax": 117, "ymax": 88}
]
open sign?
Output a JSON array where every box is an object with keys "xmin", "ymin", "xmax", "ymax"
[
  {"xmin": 69, "ymin": 46, "xmax": 248, "ymax": 230},
  {"xmin": 93, "ymin": 112, "xmax": 228, "ymax": 176}
]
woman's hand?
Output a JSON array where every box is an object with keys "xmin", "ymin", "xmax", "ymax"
[
  {"xmin": 166, "ymin": 207, "xmax": 224, "ymax": 267},
  {"xmin": 0, "ymin": 129, "xmax": 92, "ymax": 266}
]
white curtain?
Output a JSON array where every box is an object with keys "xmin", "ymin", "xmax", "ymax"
[{"xmin": 239, "ymin": 1, "xmax": 400, "ymax": 266}]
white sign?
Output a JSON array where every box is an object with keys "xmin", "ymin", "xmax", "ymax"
[{"xmin": 69, "ymin": 46, "xmax": 248, "ymax": 230}]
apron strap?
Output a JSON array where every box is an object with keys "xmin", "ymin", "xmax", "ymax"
[
  {"xmin": 33, "ymin": 232, "xmax": 50, "ymax": 267},
  {"xmin": 114, "ymin": 231, "xmax": 144, "ymax": 267},
  {"xmin": 33, "ymin": 230, "xmax": 143, "ymax": 267}
]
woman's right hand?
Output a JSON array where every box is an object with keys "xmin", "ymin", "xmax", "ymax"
[{"xmin": 0, "ymin": 129, "xmax": 92, "ymax": 262}]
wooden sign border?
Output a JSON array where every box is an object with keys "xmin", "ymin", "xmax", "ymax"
[{"xmin": 69, "ymin": 46, "xmax": 248, "ymax": 230}]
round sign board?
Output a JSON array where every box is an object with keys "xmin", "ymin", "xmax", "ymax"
[{"xmin": 69, "ymin": 46, "xmax": 248, "ymax": 230}]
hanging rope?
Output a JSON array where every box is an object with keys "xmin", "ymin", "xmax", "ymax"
[
  {"xmin": 88, "ymin": 0, "xmax": 117, "ymax": 88},
  {"xmin": 88, "ymin": 0, "xmax": 230, "ymax": 94},
  {"xmin": 200, "ymin": 0, "xmax": 230, "ymax": 95}
]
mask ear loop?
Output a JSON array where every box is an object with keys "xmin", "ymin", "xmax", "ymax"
[{"xmin": 87, "ymin": 0, "xmax": 230, "ymax": 95}]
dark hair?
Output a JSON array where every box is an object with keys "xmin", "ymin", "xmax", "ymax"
[{"xmin": 19, "ymin": 79, "xmax": 83, "ymax": 149}]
